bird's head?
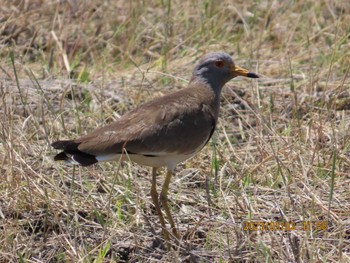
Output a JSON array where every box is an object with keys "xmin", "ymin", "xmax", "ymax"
[{"xmin": 192, "ymin": 52, "xmax": 258, "ymax": 91}]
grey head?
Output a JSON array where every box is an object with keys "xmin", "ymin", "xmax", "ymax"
[{"xmin": 191, "ymin": 51, "xmax": 259, "ymax": 94}]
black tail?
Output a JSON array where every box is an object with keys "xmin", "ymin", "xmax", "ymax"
[{"xmin": 51, "ymin": 140, "xmax": 98, "ymax": 166}]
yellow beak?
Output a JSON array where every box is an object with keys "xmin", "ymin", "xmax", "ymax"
[{"xmin": 232, "ymin": 65, "xmax": 259, "ymax": 78}]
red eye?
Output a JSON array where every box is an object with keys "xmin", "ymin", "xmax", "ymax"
[{"xmin": 215, "ymin": 61, "xmax": 225, "ymax": 68}]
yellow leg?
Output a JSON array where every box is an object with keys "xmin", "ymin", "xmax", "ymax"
[
  {"xmin": 150, "ymin": 167, "xmax": 170, "ymax": 246},
  {"xmin": 160, "ymin": 170, "xmax": 179, "ymax": 239}
]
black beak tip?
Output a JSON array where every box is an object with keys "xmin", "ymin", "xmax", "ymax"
[{"xmin": 247, "ymin": 72, "xmax": 259, "ymax": 78}]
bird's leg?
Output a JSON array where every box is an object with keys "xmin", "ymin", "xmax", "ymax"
[
  {"xmin": 160, "ymin": 169, "xmax": 179, "ymax": 239},
  {"xmin": 150, "ymin": 167, "xmax": 170, "ymax": 246}
]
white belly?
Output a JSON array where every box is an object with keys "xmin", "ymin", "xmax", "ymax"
[{"xmin": 96, "ymin": 151, "xmax": 198, "ymax": 171}]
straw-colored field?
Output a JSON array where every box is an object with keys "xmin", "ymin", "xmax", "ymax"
[{"xmin": 1, "ymin": 0, "xmax": 349, "ymax": 262}]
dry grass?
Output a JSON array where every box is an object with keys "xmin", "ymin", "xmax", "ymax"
[{"xmin": 1, "ymin": 0, "xmax": 350, "ymax": 262}]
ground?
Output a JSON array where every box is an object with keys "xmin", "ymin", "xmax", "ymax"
[{"xmin": 0, "ymin": 0, "xmax": 349, "ymax": 262}]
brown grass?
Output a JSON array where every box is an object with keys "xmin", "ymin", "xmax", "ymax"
[{"xmin": 1, "ymin": 0, "xmax": 350, "ymax": 262}]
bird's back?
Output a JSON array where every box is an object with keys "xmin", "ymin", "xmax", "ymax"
[{"xmin": 52, "ymin": 83, "xmax": 218, "ymax": 167}]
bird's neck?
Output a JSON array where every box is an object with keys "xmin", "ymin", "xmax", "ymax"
[
  {"xmin": 189, "ymin": 77, "xmax": 222, "ymax": 120},
  {"xmin": 190, "ymin": 74, "xmax": 225, "ymax": 98},
  {"xmin": 191, "ymin": 75, "xmax": 223, "ymax": 97}
]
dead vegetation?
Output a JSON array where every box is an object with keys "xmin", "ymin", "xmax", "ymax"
[{"xmin": 1, "ymin": 0, "xmax": 350, "ymax": 262}]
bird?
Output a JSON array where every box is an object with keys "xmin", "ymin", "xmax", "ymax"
[{"xmin": 51, "ymin": 52, "xmax": 258, "ymax": 246}]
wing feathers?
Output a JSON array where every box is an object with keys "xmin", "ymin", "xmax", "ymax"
[
  {"xmin": 51, "ymin": 140, "xmax": 98, "ymax": 166},
  {"xmin": 51, "ymin": 85, "xmax": 217, "ymax": 167}
]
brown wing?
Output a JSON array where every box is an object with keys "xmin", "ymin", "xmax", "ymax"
[{"xmin": 76, "ymin": 87, "xmax": 217, "ymax": 157}]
